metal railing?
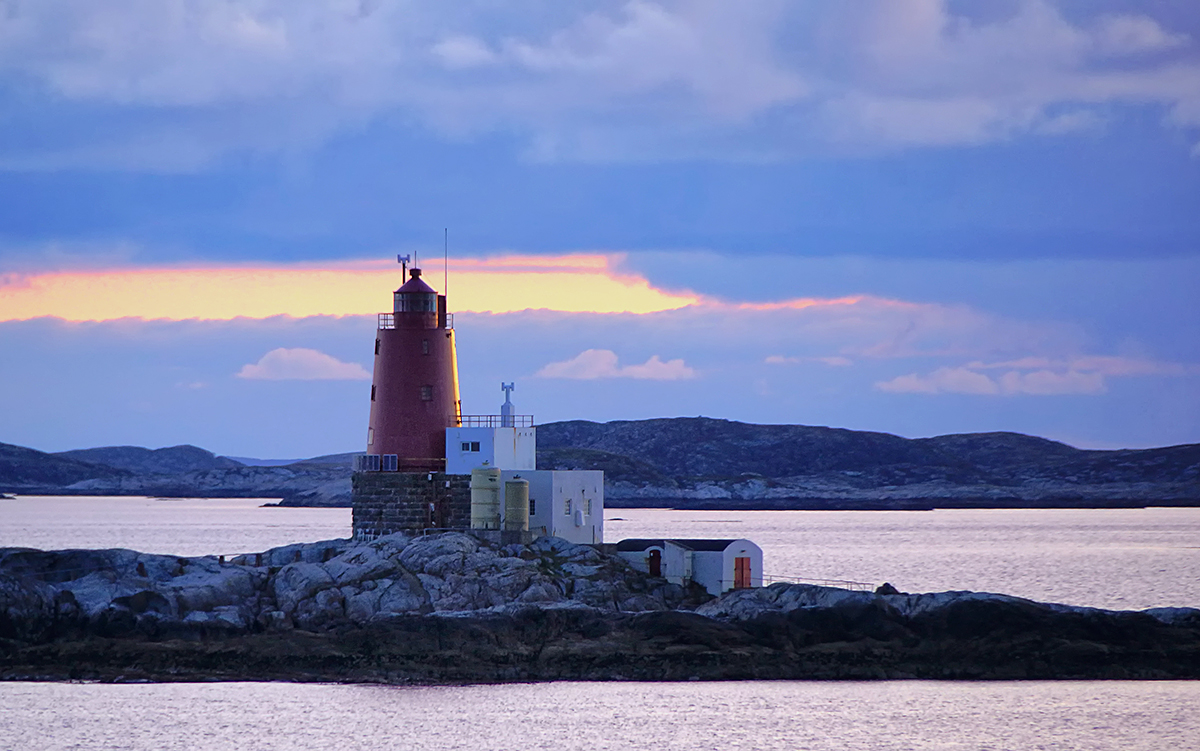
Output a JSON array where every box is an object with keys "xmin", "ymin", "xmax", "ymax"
[
  {"xmin": 761, "ymin": 573, "xmax": 876, "ymax": 592},
  {"xmin": 452, "ymin": 414, "xmax": 535, "ymax": 428},
  {"xmin": 353, "ymin": 454, "xmax": 446, "ymax": 472},
  {"xmin": 377, "ymin": 313, "xmax": 454, "ymax": 330}
]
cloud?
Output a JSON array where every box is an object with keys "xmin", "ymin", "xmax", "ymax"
[
  {"xmin": 876, "ymin": 366, "xmax": 1107, "ymax": 396},
  {"xmin": 1, "ymin": 1, "xmax": 1198, "ymax": 167},
  {"xmin": 1092, "ymin": 14, "xmax": 1189, "ymax": 56},
  {"xmin": 876, "ymin": 367, "xmax": 1001, "ymax": 395},
  {"xmin": 765, "ymin": 355, "xmax": 853, "ymax": 367},
  {"xmin": 535, "ymin": 348, "xmax": 696, "ymax": 380},
  {"xmin": 965, "ymin": 355, "xmax": 1200, "ymax": 377},
  {"xmin": 998, "ymin": 369, "xmax": 1106, "ymax": 395},
  {"xmin": 0, "ymin": 254, "xmax": 699, "ymax": 322},
  {"xmin": 236, "ymin": 348, "xmax": 370, "ymax": 381},
  {"xmin": 432, "ymin": 35, "xmax": 498, "ymax": 70}
]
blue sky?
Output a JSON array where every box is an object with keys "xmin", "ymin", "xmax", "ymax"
[{"xmin": 1, "ymin": 0, "xmax": 1198, "ymax": 457}]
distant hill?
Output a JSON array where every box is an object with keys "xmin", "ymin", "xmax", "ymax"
[
  {"xmin": 285, "ymin": 452, "xmax": 357, "ymax": 469},
  {"xmin": 4, "ymin": 418, "xmax": 1199, "ymax": 508},
  {"xmin": 2, "ymin": 442, "xmax": 346, "ymax": 506},
  {"xmin": 535, "ymin": 418, "xmax": 1200, "ymax": 508},
  {"xmin": 0, "ymin": 442, "xmax": 130, "ymax": 487},
  {"xmin": 54, "ymin": 445, "xmax": 244, "ymax": 474},
  {"xmin": 227, "ymin": 457, "xmax": 307, "ymax": 467}
]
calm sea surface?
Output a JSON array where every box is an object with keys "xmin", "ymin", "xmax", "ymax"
[
  {"xmin": 2, "ymin": 496, "xmax": 1198, "ymax": 750},
  {"xmin": 1, "ymin": 681, "xmax": 1198, "ymax": 751}
]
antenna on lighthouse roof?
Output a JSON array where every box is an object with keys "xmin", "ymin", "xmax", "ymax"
[
  {"xmin": 397, "ymin": 254, "xmax": 411, "ymax": 277},
  {"xmin": 501, "ymin": 382, "xmax": 515, "ymax": 428},
  {"xmin": 444, "ymin": 228, "xmax": 448, "ymax": 296}
]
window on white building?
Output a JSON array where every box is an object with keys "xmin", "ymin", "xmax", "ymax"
[{"xmin": 564, "ymin": 498, "xmax": 572, "ymax": 515}]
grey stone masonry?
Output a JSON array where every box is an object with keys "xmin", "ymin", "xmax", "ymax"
[{"xmin": 352, "ymin": 471, "xmax": 471, "ymax": 539}]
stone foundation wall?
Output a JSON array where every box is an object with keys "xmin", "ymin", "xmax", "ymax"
[{"xmin": 352, "ymin": 472, "xmax": 471, "ymax": 539}]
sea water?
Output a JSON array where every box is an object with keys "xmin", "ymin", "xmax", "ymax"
[
  {"xmin": 2, "ymin": 496, "xmax": 1198, "ymax": 750},
  {"xmin": 1, "ymin": 680, "xmax": 1198, "ymax": 750}
]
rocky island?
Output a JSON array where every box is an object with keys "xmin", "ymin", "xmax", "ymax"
[{"xmin": 3, "ymin": 532, "xmax": 1198, "ymax": 683}]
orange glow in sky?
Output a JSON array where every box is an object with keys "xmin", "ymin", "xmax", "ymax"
[{"xmin": 0, "ymin": 254, "xmax": 702, "ymax": 322}]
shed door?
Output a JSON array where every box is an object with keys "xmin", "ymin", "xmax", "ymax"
[
  {"xmin": 648, "ymin": 549, "xmax": 662, "ymax": 577},
  {"xmin": 734, "ymin": 556, "xmax": 751, "ymax": 589}
]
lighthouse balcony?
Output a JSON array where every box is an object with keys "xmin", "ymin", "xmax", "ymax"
[
  {"xmin": 451, "ymin": 414, "xmax": 534, "ymax": 428},
  {"xmin": 378, "ymin": 312, "xmax": 453, "ymax": 330}
]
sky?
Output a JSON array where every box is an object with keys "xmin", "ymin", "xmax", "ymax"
[{"xmin": 1, "ymin": 0, "xmax": 1198, "ymax": 458}]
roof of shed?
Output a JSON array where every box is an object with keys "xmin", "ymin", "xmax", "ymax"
[{"xmin": 615, "ymin": 538, "xmax": 742, "ymax": 552}]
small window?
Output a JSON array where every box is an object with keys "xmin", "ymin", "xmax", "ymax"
[
  {"xmin": 470, "ymin": 441, "xmax": 480, "ymax": 452},
  {"xmin": 370, "ymin": 385, "xmax": 376, "ymax": 401},
  {"xmin": 586, "ymin": 497, "xmax": 592, "ymax": 514},
  {"xmin": 564, "ymin": 498, "xmax": 572, "ymax": 515},
  {"xmin": 460, "ymin": 441, "xmax": 471, "ymax": 452},
  {"xmin": 420, "ymin": 385, "xmax": 433, "ymax": 401},
  {"xmin": 367, "ymin": 427, "xmax": 374, "ymax": 446},
  {"xmin": 374, "ymin": 339, "xmax": 380, "ymax": 355},
  {"xmin": 422, "ymin": 339, "xmax": 430, "ymax": 355},
  {"xmin": 529, "ymin": 498, "xmax": 537, "ymax": 515}
]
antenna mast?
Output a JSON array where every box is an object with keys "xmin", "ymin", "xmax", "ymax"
[{"xmin": 444, "ymin": 227, "xmax": 448, "ymax": 295}]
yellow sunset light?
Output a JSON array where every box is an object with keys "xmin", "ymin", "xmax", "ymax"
[{"xmin": 0, "ymin": 254, "xmax": 701, "ymax": 322}]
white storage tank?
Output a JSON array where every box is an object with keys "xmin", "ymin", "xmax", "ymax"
[
  {"xmin": 503, "ymin": 478, "xmax": 529, "ymax": 532},
  {"xmin": 470, "ymin": 467, "xmax": 502, "ymax": 530}
]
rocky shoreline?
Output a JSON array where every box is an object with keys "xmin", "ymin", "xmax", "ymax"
[{"xmin": 3, "ymin": 533, "xmax": 1199, "ymax": 683}]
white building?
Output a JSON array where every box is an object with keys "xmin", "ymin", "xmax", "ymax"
[
  {"xmin": 445, "ymin": 426, "xmax": 535, "ymax": 474},
  {"xmin": 508, "ymin": 469, "xmax": 604, "ymax": 545},
  {"xmin": 615, "ymin": 538, "xmax": 763, "ymax": 595},
  {"xmin": 475, "ymin": 467, "xmax": 604, "ymax": 544},
  {"xmin": 448, "ymin": 384, "xmax": 604, "ymax": 544}
]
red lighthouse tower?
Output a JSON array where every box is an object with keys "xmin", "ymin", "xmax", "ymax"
[{"xmin": 365, "ymin": 266, "xmax": 461, "ymax": 471}]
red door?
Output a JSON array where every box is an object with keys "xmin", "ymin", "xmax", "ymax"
[
  {"xmin": 648, "ymin": 549, "xmax": 662, "ymax": 577},
  {"xmin": 734, "ymin": 556, "xmax": 751, "ymax": 589}
]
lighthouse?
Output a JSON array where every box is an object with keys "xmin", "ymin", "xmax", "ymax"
[
  {"xmin": 352, "ymin": 256, "xmax": 604, "ymax": 545},
  {"xmin": 365, "ymin": 266, "xmax": 461, "ymax": 471}
]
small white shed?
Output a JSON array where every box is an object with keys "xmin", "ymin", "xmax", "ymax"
[{"xmin": 615, "ymin": 538, "xmax": 763, "ymax": 595}]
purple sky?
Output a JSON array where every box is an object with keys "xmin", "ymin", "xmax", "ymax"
[{"xmin": 1, "ymin": 0, "xmax": 1198, "ymax": 458}]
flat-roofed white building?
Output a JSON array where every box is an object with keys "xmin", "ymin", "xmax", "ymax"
[
  {"xmin": 499, "ymin": 469, "xmax": 604, "ymax": 545},
  {"xmin": 615, "ymin": 538, "xmax": 763, "ymax": 595},
  {"xmin": 445, "ymin": 426, "xmax": 536, "ymax": 474}
]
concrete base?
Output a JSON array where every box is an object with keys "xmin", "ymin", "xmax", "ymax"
[{"xmin": 352, "ymin": 471, "xmax": 470, "ymax": 538}]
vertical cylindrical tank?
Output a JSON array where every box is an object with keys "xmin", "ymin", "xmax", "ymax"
[
  {"xmin": 470, "ymin": 467, "xmax": 502, "ymax": 530},
  {"xmin": 503, "ymin": 479, "xmax": 530, "ymax": 532}
]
